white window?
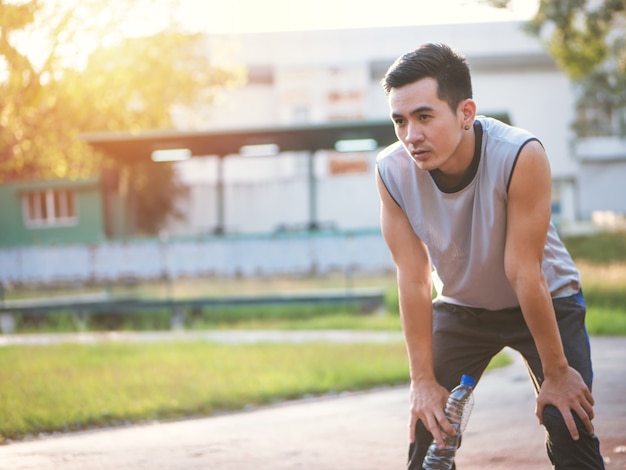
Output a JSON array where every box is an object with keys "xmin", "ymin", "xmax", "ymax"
[
  {"xmin": 577, "ymin": 104, "xmax": 626, "ymax": 137},
  {"xmin": 246, "ymin": 65, "xmax": 274, "ymax": 86},
  {"xmin": 23, "ymin": 189, "xmax": 77, "ymax": 227}
]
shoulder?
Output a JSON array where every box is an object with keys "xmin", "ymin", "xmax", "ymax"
[
  {"xmin": 475, "ymin": 117, "xmax": 542, "ymax": 191},
  {"xmin": 513, "ymin": 140, "xmax": 550, "ymax": 177},
  {"xmin": 478, "ymin": 116, "xmax": 537, "ymax": 147},
  {"xmin": 508, "ymin": 141, "xmax": 551, "ymax": 203},
  {"xmin": 376, "ymin": 141, "xmax": 405, "ymax": 164},
  {"xmin": 376, "ymin": 141, "xmax": 412, "ymax": 187}
]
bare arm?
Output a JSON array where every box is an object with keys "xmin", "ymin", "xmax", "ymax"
[
  {"xmin": 504, "ymin": 140, "xmax": 595, "ymax": 439},
  {"xmin": 375, "ymin": 170, "xmax": 454, "ymax": 446}
]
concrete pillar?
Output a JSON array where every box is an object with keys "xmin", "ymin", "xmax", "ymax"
[{"xmin": 559, "ymin": 179, "xmax": 577, "ymax": 225}]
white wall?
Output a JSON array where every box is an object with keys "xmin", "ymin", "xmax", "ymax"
[
  {"xmin": 170, "ymin": 150, "xmax": 382, "ymax": 235},
  {"xmin": 473, "ymin": 70, "xmax": 578, "ymax": 179},
  {"xmin": 578, "ymin": 161, "xmax": 626, "ymax": 220}
]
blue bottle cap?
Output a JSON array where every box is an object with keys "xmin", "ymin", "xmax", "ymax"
[{"xmin": 461, "ymin": 375, "xmax": 476, "ymax": 388}]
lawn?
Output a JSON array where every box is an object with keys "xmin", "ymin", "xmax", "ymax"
[{"xmin": 0, "ymin": 339, "xmax": 514, "ymax": 443}]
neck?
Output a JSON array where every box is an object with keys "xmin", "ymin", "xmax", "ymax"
[{"xmin": 431, "ymin": 123, "xmax": 479, "ymax": 191}]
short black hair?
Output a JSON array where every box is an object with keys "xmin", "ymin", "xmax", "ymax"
[{"xmin": 381, "ymin": 43, "xmax": 473, "ymax": 112}]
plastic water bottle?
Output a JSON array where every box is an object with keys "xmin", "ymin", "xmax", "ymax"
[{"xmin": 422, "ymin": 374, "xmax": 476, "ymax": 470}]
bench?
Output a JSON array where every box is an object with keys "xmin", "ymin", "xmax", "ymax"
[{"xmin": 0, "ymin": 288, "xmax": 386, "ymax": 333}]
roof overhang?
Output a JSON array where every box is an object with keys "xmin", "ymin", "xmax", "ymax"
[{"xmin": 80, "ymin": 120, "xmax": 397, "ymax": 162}]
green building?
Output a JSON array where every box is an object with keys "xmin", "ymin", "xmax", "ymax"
[{"xmin": 0, "ymin": 178, "xmax": 106, "ymax": 248}]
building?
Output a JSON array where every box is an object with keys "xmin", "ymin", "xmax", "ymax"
[
  {"xmin": 165, "ymin": 20, "xmax": 595, "ymax": 237},
  {"xmin": 0, "ymin": 178, "xmax": 105, "ymax": 248},
  {"xmin": 575, "ymin": 137, "xmax": 626, "ymax": 228}
]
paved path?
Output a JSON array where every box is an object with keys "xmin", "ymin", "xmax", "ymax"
[
  {"xmin": 0, "ymin": 330, "xmax": 405, "ymax": 347},
  {"xmin": 0, "ymin": 335, "xmax": 624, "ymax": 469}
]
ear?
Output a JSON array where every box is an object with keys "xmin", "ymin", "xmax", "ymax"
[{"xmin": 459, "ymin": 99, "xmax": 477, "ymax": 129}]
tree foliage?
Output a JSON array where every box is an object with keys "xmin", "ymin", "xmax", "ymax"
[
  {"xmin": 530, "ymin": 0, "xmax": 625, "ymax": 136},
  {"xmin": 0, "ymin": 0, "xmax": 245, "ymax": 234},
  {"xmin": 488, "ymin": 0, "xmax": 626, "ymax": 137}
]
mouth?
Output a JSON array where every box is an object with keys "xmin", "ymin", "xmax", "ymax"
[{"xmin": 410, "ymin": 148, "xmax": 430, "ymax": 161}]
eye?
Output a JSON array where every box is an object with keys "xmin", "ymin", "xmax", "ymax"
[
  {"xmin": 393, "ymin": 117, "xmax": 405, "ymax": 126},
  {"xmin": 418, "ymin": 114, "xmax": 431, "ymax": 121}
]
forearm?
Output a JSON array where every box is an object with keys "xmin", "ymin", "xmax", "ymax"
[
  {"xmin": 398, "ymin": 270, "xmax": 456, "ymax": 444},
  {"xmin": 511, "ymin": 273, "xmax": 569, "ymax": 376},
  {"xmin": 397, "ymin": 271, "xmax": 436, "ymax": 382},
  {"xmin": 511, "ymin": 270, "xmax": 596, "ymax": 439}
]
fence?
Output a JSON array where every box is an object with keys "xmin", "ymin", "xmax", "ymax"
[{"xmin": 0, "ymin": 229, "xmax": 394, "ymax": 286}]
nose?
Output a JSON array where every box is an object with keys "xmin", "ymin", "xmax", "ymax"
[{"xmin": 404, "ymin": 123, "xmax": 424, "ymax": 147}]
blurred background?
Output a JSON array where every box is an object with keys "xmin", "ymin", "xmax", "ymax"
[{"xmin": 0, "ymin": 0, "xmax": 624, "ymax": 295}]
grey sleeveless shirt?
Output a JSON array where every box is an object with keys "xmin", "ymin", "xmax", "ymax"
[{"xmin": 376, "ymin": 115, "xmax": 580, "ymax": 310}]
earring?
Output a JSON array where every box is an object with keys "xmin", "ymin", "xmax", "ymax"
[{"xmin": 464, "ymin": 125, "xmax": 470, "ymax": 130}]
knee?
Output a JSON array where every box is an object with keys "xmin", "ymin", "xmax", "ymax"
[
  {"xmin": 408, "ymin": 421, "xmax": 434, "ymax": 469},
  {"xmin": 414, "ymin": 420, "xmax": 432, "ymax": 443},
  {"xmin": 542, "ymin": 405, "xmax": 584, "ymax": 441},
  {"xmin": 542, "ymin": 405, "xmax": 605, "ymax": 469}
]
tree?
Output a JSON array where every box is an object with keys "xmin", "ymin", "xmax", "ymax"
[
  {"xmin": 64, "ymin": 31, "xmax": 244, "ymax": 235},
  {"xmin": 488, "ymin": 0, "xmax": 626, "ymax": 137},
  {"xmin": 0, "ymin": 0, "xmax": 245, "ymax": 233}
]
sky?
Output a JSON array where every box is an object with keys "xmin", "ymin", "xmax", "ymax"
[
  {"xmin": 14, "ymin": 0, "xmax": 538, "ymax": 72},
  {"xmin": 160, "ymin": 0, "xmax": 539, "ymax": 35}
]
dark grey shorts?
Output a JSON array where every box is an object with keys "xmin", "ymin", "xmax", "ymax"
[{"xmin": 430, "ymin": 290, "xmax": 593, "ymax": 392}]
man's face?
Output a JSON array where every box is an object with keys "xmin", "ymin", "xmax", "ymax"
[{"xmin": 388, "ymin": 77, "xmax": 466, "ymax": 173}]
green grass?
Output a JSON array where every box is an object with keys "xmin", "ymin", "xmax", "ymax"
[
  {"xmin": 0, "ymin": 341, "xmax": 410, "ymax": 442},
  {"xmin": 12, "ymin": 304, "xmax": 401, "ymax": 333},
  {"xmin": 0, "ymin": 340, "xmax": 511, "ymax": 443},
  {"xmin": 586, "ymin": 307, "xmax": 626, "ymax": 335},
  {"xmin": 563, "ymin": 231, "xmax": 626, "ymax": 264},
  {"xmin": 583, "ymin": 284, "xmax": 626, "ymax": 335},
  {"xmin": 574, "ymin": 260, "xmax": 626, "ymax": 336},
  {"xmin": 205, "ymin": 311, "xmax": 402, "ymax": 331}
]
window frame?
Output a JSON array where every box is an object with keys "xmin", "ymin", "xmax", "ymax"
[{"xmin": 22, "ymin": 188, "xmax": 78, "ymax": 228}]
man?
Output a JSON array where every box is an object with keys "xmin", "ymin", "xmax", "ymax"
[{"xmin": 375, "ymin": 43, "xmax": 605, "ymax": 469}]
